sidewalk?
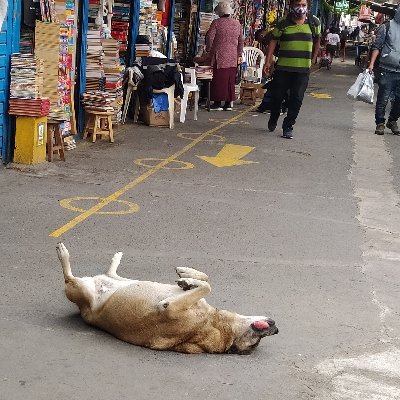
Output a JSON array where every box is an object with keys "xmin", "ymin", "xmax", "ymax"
[{"xmin": 1, "ymin": 61, "xmax": 400, "ymax": 400}]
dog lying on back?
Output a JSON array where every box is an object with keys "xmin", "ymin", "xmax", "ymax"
[{"xmin": 56, "ymin": 243, "xmax": 278, "ymax": 354}]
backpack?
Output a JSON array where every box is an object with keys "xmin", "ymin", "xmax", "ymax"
[{"xmin": 372, "ymin": 21, "xmax": 390, "ymax": 80}]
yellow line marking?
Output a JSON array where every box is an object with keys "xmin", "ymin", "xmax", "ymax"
[
  {"xmin": 133, "ymin": 158, "xmax": 194, "ymax": 170},
  {"xmin": 309, "ymin": 92, "xmax": 333, "ymax": 99},
  {"xmin": 50, "ymin": 105, "xmax": 257, "ymax": 238},
  {"xmin": 197, "ymin": 144, "xmax": 258, "ymax": 167},
  {"xmin": 177, "ymin": 132, "xmax": 225, "ymax": 142},
  {"xmin": 60, "ymin": 197, "xmax": 140, "ymax": 215}
]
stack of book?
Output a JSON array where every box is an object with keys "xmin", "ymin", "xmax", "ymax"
[
  {"xmin": 111, "ymin": 0, "xmax": 130, "ymax": 63},
  {"xmin": 9, "ymin": 98, "xmax": 50, "ymax": 117},
  {"xmin": 137, "ymin": 0, "xmax": 160, "ymax": 57},
  {"xmin": 135, "ymin": 43, "xmax": 152, "ymax": 58},
  {"xmin": 9, "ymin": 54, "xmax": 44, "ymax": 99},
  {"xmin": 195, "ymin": 65, "xmax": 213, "ymax": 79},
  {"xmin": 103, "ymin": 39, "xmax": 124, "ymax": 124},
  {"xmin": 88, "ymin": 0, "xmax": 101, "ymax": 26},
  {"xmin": 197, "ymin": 12, "xmax": 214, "ymax": 54},
  {"xmin": 81, "ymin": 91, "xmax": 115, "ymax": 113},
  {"xmin": 86, "ymin": 29, "xmax": 104, "ymax": 91},
  {"xmin": 19, "ymin": 30, "xmax": 35, "ymax": 54},
  {"xmin": 35, "ymin": 21, "xmax": 61, "ymax": 108}
]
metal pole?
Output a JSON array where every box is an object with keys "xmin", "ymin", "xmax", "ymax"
[
  {"xmin": 167, "ymin": 0, "xmax": 176, "ymax": 58},
  {"xmin": 128, "ymin": 0, "xmax": 140, "ymax": 66},
  {"xmin": 76, "ymin": 0, "xmax": 89, "ymax": 135}
]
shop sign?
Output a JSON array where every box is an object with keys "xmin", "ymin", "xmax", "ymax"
[
  {"xmin": 37, "ymin": 123, "xmax": 45, "ymax": 145},
  {"xmin": 335, "ymin": 0, "xmax": 350, "ymax": 13}
]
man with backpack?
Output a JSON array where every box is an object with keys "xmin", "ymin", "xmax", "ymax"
[
  {"xmin": 368, "ymin": 6, "xmax": 400, "ymax": 136},
  {"xmin": 263, "ymin": 0, "xmax": 321, "ymax": 139}
]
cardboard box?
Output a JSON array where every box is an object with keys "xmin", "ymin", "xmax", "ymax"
[
  {"xmin": 241, "ymin": 82, "xmax": 264, "ymax": 99},
  {"xmin": 143, "ymin": 105, "xmax": 170, "ymax": 127}
]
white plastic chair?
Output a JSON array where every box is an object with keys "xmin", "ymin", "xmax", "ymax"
[
  {"xmin": 242, "ymin": 47, "xmax": 265, "ymax": 82},
  {"xmin": 153, "ymin": 84, "xmax": 175, "ymax": 129},
  {"xmin": 150, "ymin": 50, "xmax": 167, "ymax": 58},
  {"xmin": 180, "ymin": 67, "xmax": 199, "ymax": 123}
]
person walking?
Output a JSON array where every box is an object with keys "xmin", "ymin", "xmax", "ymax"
[
  {"xmin": 264, "ymin": 0, "xmax": 321, "ymax": 139},
  {"xmin": 368, "ymin": 6, "xmax": 400, "ymax": 136},
  {"xmin": 206, "ymin": 1, "xmax": 244, "ymax": 111},
  {"xmin": 326, "ymin": 28, "xmax": 340, "ymax": 63},
  {"xmin": 340, "ymin": 26, "xmax": 349, "ymax": 62}
]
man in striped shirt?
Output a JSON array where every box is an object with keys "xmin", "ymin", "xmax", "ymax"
[{"xmin": 264, "ymin": 0, "xmax": 321, "ymax": 139}]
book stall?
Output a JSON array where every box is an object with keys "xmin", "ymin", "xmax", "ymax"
[{"xmin": 9, "ymin": 0, "xmax": 77, "ymax": 165}]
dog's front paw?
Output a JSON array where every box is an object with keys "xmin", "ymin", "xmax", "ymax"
[
  {"xmin": 177, "ymin": 278, "xmax": 199, "ymax": 291},
  {"xmin": 176, "ymin": 267, "xmax": 209, "ymax": 281}
]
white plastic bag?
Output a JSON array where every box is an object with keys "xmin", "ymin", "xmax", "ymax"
[
  {"xmin": 357, "ymin": 71, "xmax": 374, "ymax": 104},
  {"xmin": 347, "ymin": 70, "xmax": 374, "ymax": 104}
]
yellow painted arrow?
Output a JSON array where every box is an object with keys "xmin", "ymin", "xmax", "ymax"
[{"xmin": 197, "ymin": 144, "xmax": 258, "ymax": 167}]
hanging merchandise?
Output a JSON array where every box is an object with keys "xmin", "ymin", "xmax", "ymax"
[
  {"xmin": 36, "ymin": 0, "xmax": 76, "ymax": 133},
  {"xmin": 358, "ymin": 4, "xmax": 372, "ymax": 23}
]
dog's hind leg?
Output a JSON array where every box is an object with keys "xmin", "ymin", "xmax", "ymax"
[
  {"xmin": 158, "ymin": 279, "xmax": 211, "ymax": 314},
  {"xmin": 176, "ymin": 267, "xmax": 208, "ymax": 282},
  {"xmin": 56, "ymin": 242, "xmax": 74, "ymax": 282}
]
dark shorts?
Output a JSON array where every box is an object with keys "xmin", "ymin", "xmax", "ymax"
[{"xmin": 326, "ymin": 44, "xmax": 337, "ymax": 56}]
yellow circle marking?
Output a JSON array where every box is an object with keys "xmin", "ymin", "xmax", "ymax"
[
  {"xmin": 208, "ymin": 118, "xmax": 250, "ymax": 125},
  {"xmin": 60, "ymin": 197, "xmax": 140, "ymax": 215},
  {"xmin": 177, "ymin": 132, "xmax": 225, "ymax": 142},
  {"xmin": 134, "ymin": 158, "xmax": 194, "ymax": 170},
  {"xmin": 309, "ymin": 92, "xmax": 333, "ymax": 99}
]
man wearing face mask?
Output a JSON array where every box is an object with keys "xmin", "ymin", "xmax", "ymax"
[
  {"xmin": 368, "ymin": 6, "xmax": 400, "ymax": 136},
  {"xmin": 264, "ymin": 0, "xmax": 320, "ymax": 139}
]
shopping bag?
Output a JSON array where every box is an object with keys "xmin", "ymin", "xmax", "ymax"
[
  {"xmin": 347, "ymin": 72, "xmax": 365, "ymax": 100},
  {"xmin": 357, "ymin": 71, "xmax": 374, "ymax": 104},
  {"xmin": 347, "ymin": 70, "xmax": 374, "ymax": 104}
]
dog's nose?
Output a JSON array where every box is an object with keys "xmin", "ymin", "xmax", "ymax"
[{"xmin": 266, "ymin": 318, "xmax": 275, "ymax": 326}]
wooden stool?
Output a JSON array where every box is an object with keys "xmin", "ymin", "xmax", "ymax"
[
  {"xmin": 47, "ymin": 120, "xmax": 66, "ymax": 162},
  {"xmin": 83, "ymin": 111, "xmax": 114, "ymax": 143},
  {"xmin": 240, "ymin": 85, "xmax": 258, "ymax": 106}
]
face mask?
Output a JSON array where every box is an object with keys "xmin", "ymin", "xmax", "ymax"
[{"xmin": 290, "ymin": 6, "xmax": 308, "ymax": 17}]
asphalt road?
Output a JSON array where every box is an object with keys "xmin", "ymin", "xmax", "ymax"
[{"xmin": 0, "ymin": 59, "xmax": 399, "ymax": 400}]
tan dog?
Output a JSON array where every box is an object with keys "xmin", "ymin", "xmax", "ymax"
[{"xmin": 56, "ymin": 243, "xmax": 278, "ymax": 354}]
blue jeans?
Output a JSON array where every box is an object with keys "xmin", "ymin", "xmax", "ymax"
[{"xmin": 375, "ymin": 69, "xmax": 400, "ymax": 125}]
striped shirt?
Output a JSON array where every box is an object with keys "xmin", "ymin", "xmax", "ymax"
[{"xmin": 272, "ymin": 15, "xmax": 321, "ymax": 73}]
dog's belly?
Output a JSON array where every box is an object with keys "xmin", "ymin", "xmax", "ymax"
[{"xmin": 85, "ymin": 282, "xmax": 209, "ymax": 348}]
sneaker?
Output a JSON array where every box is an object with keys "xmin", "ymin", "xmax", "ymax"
[
  {"xmin": 375, "ymin": 123, "xmax": 385, "ymax": 135},
  {"xmin": 268, "ymin": 120, "xmax": 277, "ymax": 132},
  {"xmin": 257, "ymin": 104, "xmax": 269, "ymax": 113},
  {"xmin": 282, "ymin": 128, "xmax": 293, "ymax": 139},
  {"xmin": 223, "ymin": 101, "xmax": 233, "ymax": 111},
  {"xmin": 386, "ymin": 120, "xmax": 400, "ymax": 135},
  {"xmin": 210, "ymin": 103, "xmax": 223, "ymax": 111}
]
